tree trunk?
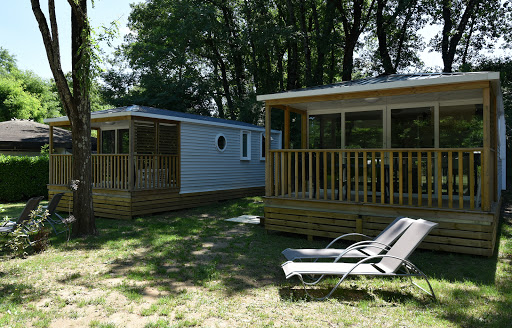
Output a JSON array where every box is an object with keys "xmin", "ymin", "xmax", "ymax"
[
  {"xmin": 69, "ymin": 0, "xmax": 95, "ymax": 236},
  {"xmin": 299, "ymin": 0, "xmax": 312, "ymax": 87},
  {"xmin": 285, "ymin": 0, "xmax": 300, "ymax": 90},
  {"xmin": 441, "ymin": 0, "xmax": 479, "ymax": 72},
  {"xmin": 334, "ymin": 0, "xmax": 376, "ymax": 81},
  {"xmin": 31, "ymin": 0, "xmax": 96, "ymax": 236},
  {"xmin": 341, "ymin": 41, "xmax": 356, "ymax": 81},
  {"xmin": 69, "ymin": 105, "xmax": 95, "ymax": 235},
  {"xmin": 376, "ymin": 0, "xmax": 396, "ymax": 74}
]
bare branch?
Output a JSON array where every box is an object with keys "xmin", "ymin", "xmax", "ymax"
[
  {"xmin": 49, "ymin": 0, "xmax": 60, "ymax": 59},
  {"xmin": 31, "ymin": 0, "xmax": 74, "ymax": 116}
]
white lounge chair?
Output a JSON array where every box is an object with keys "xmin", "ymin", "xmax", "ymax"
[
  {"xmin": 282, "ymin": 219, "xmax": 438, "ymax": 300},
  {"xmin": 282, "ymin": 217, "xmax": 415, "ymax": 261}
]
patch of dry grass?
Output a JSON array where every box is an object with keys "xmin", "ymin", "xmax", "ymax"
[{"xmin": 0, "ymin": 195, "xmax": 511, "ymax": 327}]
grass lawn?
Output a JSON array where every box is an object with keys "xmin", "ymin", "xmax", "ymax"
[{"xmin": 1, "ymin": 195, "xmax": 511, "ymax": 328}]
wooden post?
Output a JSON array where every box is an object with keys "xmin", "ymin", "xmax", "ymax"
[
  {"xmin": 284, "ymin": 106, "xmax": 290, "ymax": 149},
  {"xmin": 128, "ymin": 119, "xmax": 135, "ymax": 191},
  {"xmin": 93, "ymin": 128, "xmax": 100, "ymax": 153},
  {"xmin": 265, "ymin": 104, "xmax": 272, "ymax": 197},
  {"xmin": 177, "ymin": 122, "xmax": 181, "ymax": 191},
  {"xmin": 482, "ymin": 86, "xmax": 491, "ymax": 211},
  {"xmin": 301, "ymin": 112, "xmax": 308, "ymax": 149},
  {"xmin": 154, "ymin": 122, "xmax": 159, "ymax": 189},
  {"xmin": 49, "ymin": 125, "xmax": 54, "ymax": 186},
  {"xmin": 492, "ymin": 90, "xmax": 498, "ymax": 202}
]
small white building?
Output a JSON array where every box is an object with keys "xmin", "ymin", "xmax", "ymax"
[{"xmin": 45, "ymin": 105, "xmax": 281, "ymax": 219}]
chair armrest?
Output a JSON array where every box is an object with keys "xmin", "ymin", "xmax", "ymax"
[
  {"xmin": 325, "ymin": 233, "xmax": 373, "ymax": 249},
  {"xmin": 332, "ymin": 243, "xmax": 390, "ymax": 263}
]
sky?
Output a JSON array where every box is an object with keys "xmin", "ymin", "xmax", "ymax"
[
  {"xmin": 0, "ymin": 1, "xmax": 479, "ymax": 81},
  {"xmin": 0, "ymin": 0, "xmax": 139, "ymax": 79}
]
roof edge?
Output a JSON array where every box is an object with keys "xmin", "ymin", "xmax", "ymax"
[
  {"xmin": 45, "ymin": 111, "xmax": 279, "ymax": 133},
  {"xmin": 256, "ymin": 72, "xmax": 501, "ymax": 102}
]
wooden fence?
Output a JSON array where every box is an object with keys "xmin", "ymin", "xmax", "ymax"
[{"xmin": 268, "ymin": 148, "xmax": 484, "ymax": 210}]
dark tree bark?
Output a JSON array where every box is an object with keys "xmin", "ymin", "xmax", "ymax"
[
  {"xmin": 285, "ymin": 0, "xmax": 301, "ymax": 89},
  {"xmin": 31, "ymin": 0, "xmax": 95, "ymax": 236},
  {"xmin": 299, "ymin": 0, "xmax": 313, "ymax": 87},
  {"xmin": 332, "ymin": 0, "xmax": 376, "ymax": 81},
  {"xmin": 375, "ymin": 0, "xmax": 418, "ymax": 74},
  {"xmin": 207, "ymin": 36, "xmax": 236, "ymax": 120},
  {"xmin": 376, "ymin": 0, "xmax": 395, "ymax": 74},
  {"xmin": 219, "ymin": 4, "xmax": 245, "ymax": 98},
  {"xmin": 441, "ymin": 0, "xmax": 479, "ymax": 72},
  {"xmin": 312, "ymin": 0, "xmax": 336, "ymax": 86}
]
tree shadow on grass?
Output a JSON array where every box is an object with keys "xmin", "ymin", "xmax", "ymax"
[
  {"xmin": 39, "ymin": 198, "xmax": 299, "ymax": 298},
  {"xmin": 438, "ymin": 282, "xmax": 512, "ymax": 327},
  {"xmin": 4, "ymin": 195, "xmax": 511, "ymax": 327},
  {"xmin": 0, "ymin": 282, "xmax": 43, "ymax": 306},
  {"xmin": 47, "ymin": 195, "xmax": 498, "ymax": 296}
]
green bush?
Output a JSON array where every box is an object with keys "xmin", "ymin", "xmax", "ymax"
[{"xmin": 0, "ymin": 155, "xmax": 49, "ymax": 202}]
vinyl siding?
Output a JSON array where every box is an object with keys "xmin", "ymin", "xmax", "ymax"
[{"xmin": 180, "ymin": 123, "xmax": 280, "ymax": 194}]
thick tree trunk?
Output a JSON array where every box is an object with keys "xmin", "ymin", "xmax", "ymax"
[
  {"xmin": 31, "ymin": 0, "xmax": 96, "ymax": 236},
  {"xmin": 70, "ymin": 0, "xmax": 95, "ymax": 236},
  {"xmin": 441, "ymin": 0, "xmax": 479, "ymax": 72},
  {"xmin": 299, "ymin": 0, "xmax": 312, "ymax": 87},
  {"xmin": 69, "ymin": 104, "xmax": 95, "ymax": 235},
  {"xmin": 285, "ymin": 0, "xmax": 300, "ymax": 90},
  {"xmin": 376, "ymin": 0, "xmax": 396, "ymax": 74},
  {"xmin": 334, "ymin": 0, "xmax": 376, "ymax": 81},
  {"xmin": 342, "ymin": 38, "xmax": 358, "ymax": 81}
]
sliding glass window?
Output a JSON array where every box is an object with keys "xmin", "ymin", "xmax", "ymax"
[
  {"xmin": 439, "ymin": 104, "xmax": 483, "ymax": 148},
  {"xmin": 309, "ymin": 114, "xmax": 341, "ymax": 149},
  {"xmin": 345, "ymin": 110, "xmax": 383, "ymax": 149},
  {"xmin": 391, "ymin": 107, "xmax": 434, "ymax": 148}
]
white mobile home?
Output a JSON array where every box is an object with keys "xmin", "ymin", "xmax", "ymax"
[{"xmin": 45, "ymin": 105, "xmax": 281, "ymax": 219}]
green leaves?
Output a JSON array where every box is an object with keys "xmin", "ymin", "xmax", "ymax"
[{"xmin": 0, "ymin": 48, "xmax": 64, "ymax": 122}]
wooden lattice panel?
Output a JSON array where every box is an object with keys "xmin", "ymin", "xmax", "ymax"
[
  {"xmin": 158, "ymin": 123, "xmax": 178, "ymax": 155},
  {"xmin": 134, "ymin": 121, "xmax": 156, "ymax": 154}
]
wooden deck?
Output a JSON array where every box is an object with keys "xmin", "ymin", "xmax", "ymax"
[
  {"xmin": 263, "ymin": 196, "xmax": 500, "ymax": 256},
  {"xmin": 49, "ymin": 185, "xmax": 264, "ymax": 219},
  {"xmin": 264, "ymin": 147, "xmax": 501, "ymax": 256}
]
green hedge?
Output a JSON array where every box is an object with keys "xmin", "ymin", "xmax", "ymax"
[{"xmin": 0, "ymin": 155, "xmax": 49, "ymax": 202}]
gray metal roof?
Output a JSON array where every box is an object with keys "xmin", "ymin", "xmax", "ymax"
[
  {"xmin": 282, "ymin": 73, "xmax": 484, "ymax": 93},
  {"xmin": 92, "ymin": 105, "xmax": 263, "ymax": 129},
  {"xmin": 257, "ymin": 72, "xmax": 500, "ymax": 102}
]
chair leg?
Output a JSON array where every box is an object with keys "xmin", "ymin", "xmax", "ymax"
[
  {"xmin": 404, "ymin": 265, "xmax": 437, "ymax": 301},
  {"xmin": 298, "ymin": 273, "xmax": 349, "ymax": 301}
]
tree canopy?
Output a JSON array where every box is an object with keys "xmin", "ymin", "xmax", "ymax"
[
  {"xmin": 100, "ymin": 0, "xmax": 512, "ymax": 125},
  {"xmin": 0, "ymin": 47, "xmax": 62, "ymax": 122},
  {"xmin": 0, "ymin": 47, "xmax": 109, "ymax": 123}
]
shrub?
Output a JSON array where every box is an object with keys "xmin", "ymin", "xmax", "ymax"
[
  {"xmin": 0, "ymin": 155, "xmax": 49, "ymax": 202},
  {"xmin": 1, "ymin": 206, "xmax": 49, "ymax": 258}
]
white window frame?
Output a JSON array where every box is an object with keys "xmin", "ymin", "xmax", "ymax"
[
  {"xmin": 240, "ymin": 130, "xmax": 251, "ymax": 160},
  {"xmin": 215, "ymin": 133, "xmax": 227, "ymax": 152},
  {"xmin": 259, "ymin": 132, "xmax": 265, "ymax": 160}
]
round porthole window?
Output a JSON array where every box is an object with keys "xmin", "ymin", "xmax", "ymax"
[{"xmin": 216, "ymin": 134, "xmax": 227, "ymax": 152}]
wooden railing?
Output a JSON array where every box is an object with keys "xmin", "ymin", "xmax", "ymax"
[
  {"xmin": 49, "ymin": 154, "xmax": 180, "ymax": 191},
  {"xmin": 92, "ymin": 154, "xmax": 130, "ymax": 189},
  {"xmin": 50, "ymin": 154, "xmax": 73, "ymax": 186},
  {"xmin": 134, "ymin": 155, "xmax": 179, "ymax": 190},
  {"xmin": 268, "ymin": 148, "xmax": 485, "ymax": 210}
]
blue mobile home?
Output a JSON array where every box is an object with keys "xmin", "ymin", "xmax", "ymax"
[{"xmin": 45, "ymin": 105, "xmax": 281, "ymax": 218}]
